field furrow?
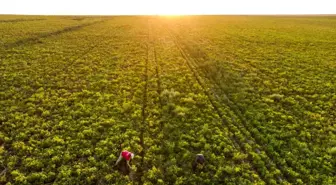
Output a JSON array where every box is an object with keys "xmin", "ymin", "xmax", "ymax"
[
  {"xmin": 163, "ymin": 16, "xmax": 335, "ymax": 184},
  {"xmin": 1, "ymin": 18, "xmax": 150, "ymax": 184},
  {"xmin": 138, "ymin": 20, "xmax": 266, "ymax": 184},
  {"xmin": 1, "ymin": 15, "xmax": 335, "ymax": 185},
  {"xmin": 165, "ymin": 24, "xmax": 291, "ymax": 184}
]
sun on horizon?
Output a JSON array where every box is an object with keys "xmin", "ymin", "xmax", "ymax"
[{"xmin": 0, "ymin": 0, "xmax": 334, "ymax": 15}]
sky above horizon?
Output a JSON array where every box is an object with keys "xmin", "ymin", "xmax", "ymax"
[{"xmin": 0, "ymin": 0, "xmax": 335, "ymax": 15}]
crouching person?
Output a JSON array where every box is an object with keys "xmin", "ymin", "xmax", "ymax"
[
  {"xmin": 192, "ymin": 154, "xmax": 205, "ymax": 172},
  {"xmin": 115, "ymin": 150, "xmax": 135, "ymax": 175}
]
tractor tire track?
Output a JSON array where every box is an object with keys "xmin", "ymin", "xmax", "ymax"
[
  {"xmin": 149, "ymin": 18, "xmax": 167, "ymax": 178},
  {"xmin": 153, "ymin": 39, "xmax": 162, "ymax": 109},
  {"xmin": 4, "ymin": 21, "xmax": 104, "ymax": 49},
  {"xmin": 176, "ymin": 26, "xmax": 329, "ymax": 159},
  {"xmin": 149, "ymin": 20, "xmax": 163, "ymax": 116},
  {"xmin": 169, "ymin": 23, "xmax": 272, "ymax": 78},
  {"xmin": 169, "ymin": 28, "xmax": 311, "ymax": 184},
  {"xmin": 165, "ymin": 26, "xmax": 291, "ymax": 184},
  {"xmin": 0, "ymin": 18, "xmax": 44, "ymax": 23},
  {"xmin": 135, "ymin": 20, "xmax": 152, "ymax": 185},
  {"xmin": 1, "ymin": 33, "xmax": 110, "ymax": 103}
]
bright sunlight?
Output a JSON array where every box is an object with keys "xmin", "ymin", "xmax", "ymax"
[{"xmin": 0, "ymin": 0, "xmax": 335, "ymax": 15}]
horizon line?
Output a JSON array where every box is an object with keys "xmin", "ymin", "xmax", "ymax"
[{"xmin": 1, "ymin": 13, "xmax": 336, "ymax": 16}]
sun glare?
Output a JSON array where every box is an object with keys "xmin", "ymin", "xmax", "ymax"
[
  {"xmin": 0, "ymin": 0, "xmax": 334, "ymax": 15},
  {"xmin": 153, "ymin": 0, "xmax": 194, "ymax": 15}
]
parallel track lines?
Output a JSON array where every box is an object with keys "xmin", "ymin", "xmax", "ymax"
[
  {"xmin": 172, "ymin": 31, "xmax": 308, "ymax": 184},
  {"xmin": 0, "ymin": 18, "xmax": 44, "ymax": 23},
  {"xmin": 3, "ymin": 21, "xmax": 104, "ymax": 49},
  {"xmin": 165, "ymin": 26, "xmax": 291, "ymax": 184},
  {"xmin": 136, "ymin": 19, "xmax": 153, "ymax": 184}
]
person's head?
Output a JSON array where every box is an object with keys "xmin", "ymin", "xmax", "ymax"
[{"xmin": 196, "ymin": 154, "xmax": 205, "ymax": 164}]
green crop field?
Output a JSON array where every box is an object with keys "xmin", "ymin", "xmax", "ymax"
[{"xmin": 0, "ymin": 15, "xmax": 335, "ymax": 185}]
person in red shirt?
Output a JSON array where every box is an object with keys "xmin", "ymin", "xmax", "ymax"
[{"xmin": 115, "ymin": 150, "xmax": 135, "ymax": 169}]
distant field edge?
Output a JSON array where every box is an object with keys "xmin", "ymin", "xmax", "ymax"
[{"xmin": 1, "ymin": 14, "xmax": 336, "ymax": 17}]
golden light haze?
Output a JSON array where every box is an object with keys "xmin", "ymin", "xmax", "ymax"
[{"xmin": 0, "ymin": 0, "xmax": 335, "ymax": 15}]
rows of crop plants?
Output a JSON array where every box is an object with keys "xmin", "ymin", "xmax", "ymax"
[
  {"xmin": 0, "ymin": 17, "xmax": 153, "ymax": 184},
  {"xmin": 139, "ymin": 20, "xmax": 281, "ymax": 185},
  {"xmin": 0, "ymin": 15, "xmax": 46, "ymax": 23},
  {"xmin": 2, "ymin": 16, "xmax": 269, "ymax": 185},
  {"xmin": 2, "ymin": 15, "xmax": 335, "ymax": 185},
  {"xmin": 162, "ymin": 16, "xmax": 336, "ymax": 184},
  {"xmin": 0, "ymin": 15, "xmax": 104, "ymax": 50},
  {"xmin": 163, "ymin": 22, "xmax": 293, "ymax": 184}
]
